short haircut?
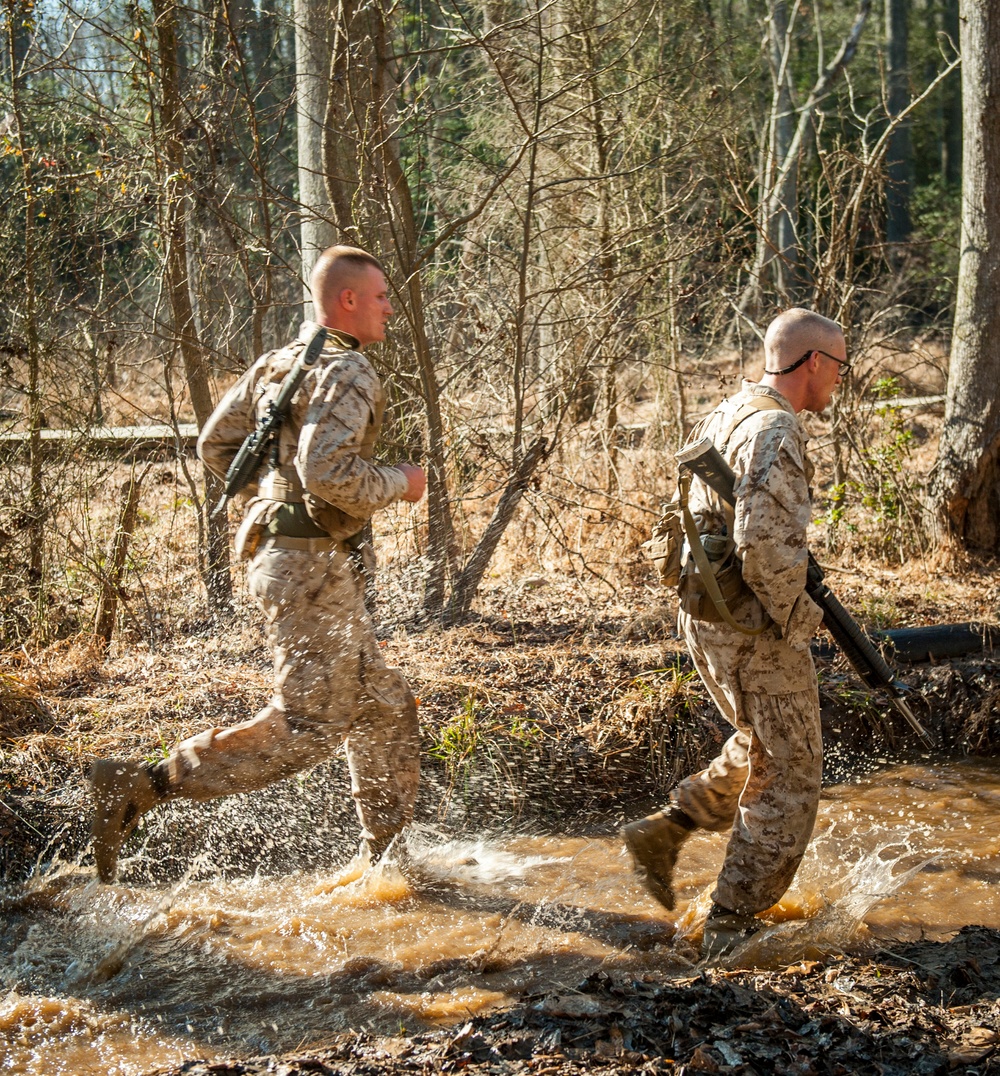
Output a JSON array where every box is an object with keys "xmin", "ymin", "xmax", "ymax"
[
  {"xmin": 310, "ymin": 246, "xmax": 385, "ymax": 317},
  {"xmin": 764, "ymin": 307, "xmax": 844, "ymax": 367}
]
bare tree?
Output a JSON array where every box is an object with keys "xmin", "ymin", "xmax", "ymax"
[
  {"xmin": 3, "ymin": 0, "xmax": 45, "ymax": 608},
  {"xmin": 295, "ymin": 0, "xmax": 335, "ymax": 314},
  {"xmin": 737, "ymin": 0, "xmax": 873, "ymax": 316},
  {"xmin": 150, "ymin": 0, "xmax": 232, "ymax": 610},
  {"xmin": 320, "ymin": 0, "xmax": 728, "ymax": 619},
  {"xmin": 932, "ymin": 0, "xmax": 1000, "ymax": 550},
  {"xmin": 884, "ymin": 0, "xmax": 912, "ymax": 248}
]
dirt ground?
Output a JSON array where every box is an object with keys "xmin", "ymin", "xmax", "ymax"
[
  {"xmin": 2, "ymin": 574, "xmax": 1000, "ymax": 883},
  {"xmin": 3, "ymin": 347, "xmax": 999, "ymax": 1074},
  {"xmin": 149, "ymin": 926, "xmax": 1000, "ymax": 1075}
]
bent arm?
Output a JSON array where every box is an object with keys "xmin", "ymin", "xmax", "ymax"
[
  {"xmin": 296, "ymin": 359, "xmax": 409, "ymax": 518},
  {"xmin": 196, "ymin": 364, "xmax": 260, "ymax": 482},
  {"xmin": 733, "ymin": 428, "xmax": 823, "ymax": 647}
]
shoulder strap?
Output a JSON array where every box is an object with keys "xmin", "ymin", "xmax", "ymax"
[
  {"xmin": 676, "ymin": 394, "xmax": 786, "ymax": 636},
  {"xmin": 678, "ymin": 473, "xmax": 767, "ymax": 635},
  {"xmin": 720, "ymin": 394, "xmax": 786, "ymax": 451},
  {"xmin": 712, "ymin": 395, "xmax": 788, "ymax": 530}
]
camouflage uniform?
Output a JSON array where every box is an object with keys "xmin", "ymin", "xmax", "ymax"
[
  {"xmin": 675, "ymin": 381, "xmax": 824, "ymax": 916},
  {"xmin": 157, "ymin": 323, "xmax": 419, "ymax": 849}
]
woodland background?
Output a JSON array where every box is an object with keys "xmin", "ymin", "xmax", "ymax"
[{"xmin": 1, "ymin": 0, "xmax": 999, "ymax": 653}]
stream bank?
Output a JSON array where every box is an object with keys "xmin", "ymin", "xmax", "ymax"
[{"xmin": 1, "ymin": 609, "xmax": 999, "ymax": 885}]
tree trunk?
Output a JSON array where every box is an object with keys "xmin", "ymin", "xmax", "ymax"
[
  {"xmin": 768, "ymin": 0, "xmax": 801, "ymax": 300},
  {"xmin": 738, "ymin": 0, "xmax": 871, "ymax": 316},
  {"xmin": 5, "ymin": 3, "xmax": 44, "ymax": 610},
  {"xmin": 885, "ymin": 0, "xmax": 912, "ymax": 247},
  {"xmin": 1, "ymin": 0, "xmax": 29, "ymax": 86},
  {"xmin": 444, "ymin": 438, "xmax": 548, "ymax": 625},
  {"xmin": 153, "ymin": 0, "xmax": 232, "ymax": 610},
  {"xmin": 941, "ymin": 0, "xmax": 962, "ymax": 186},
  {"xmin": 94, "ymin": 473, "xmax": 142, "ymax": 647},
  {"xmin": 295, "ymin": 0, "xmax": 336, "ymax": 314},
  {"xmin": 323, "ymin": 0, "xmax": 454, "ymax": 616},
  {"xmin": 931, "ymin": 0, "xmax": 1000, "ymax": 550}
]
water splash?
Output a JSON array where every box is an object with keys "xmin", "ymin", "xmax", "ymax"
[
  {"xmin": 692, "ymin": 825, "xmax": 943, "ymax": 968},
  {"xmin": 1, "ymin": 760, "xmax": 996, "ymax": 1073}
]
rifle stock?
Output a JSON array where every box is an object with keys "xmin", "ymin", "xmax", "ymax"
[
  {"xmin": 675, "ymin": 437, "xmax": 935, "ymax": 749},
  {"xmin": 211, "ymin": 325, "xmax": 328, "ymax": 518}
]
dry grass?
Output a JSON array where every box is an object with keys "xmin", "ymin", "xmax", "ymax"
[
  {"xmin": 0, "ymin": 670, "xmax": 50, "ymax": 740},
  {"xmin": 1, "ymin": 335, "xmax": 999, "ymax": 850}
]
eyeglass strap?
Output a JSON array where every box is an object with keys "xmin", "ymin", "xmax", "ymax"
[{"xmin": 763, "ymin": 352, "xmax": 812, "ymax": 376}]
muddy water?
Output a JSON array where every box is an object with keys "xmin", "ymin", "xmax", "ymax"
[{"xmin": 2, "ymin": 759, "xmax": 998, "ymax": 1075}]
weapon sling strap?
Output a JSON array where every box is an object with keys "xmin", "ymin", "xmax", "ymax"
[
  {"xmin": 257, "ymin": 331, "xmax": 344, "ymax": 503},
  {"xmin": 680, "ymin": 393, "xmax": 786, "ymax": 636}
]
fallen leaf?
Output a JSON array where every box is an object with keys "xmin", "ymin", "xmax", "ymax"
[{"xmin": 687, "ymin": 1045, "xmax": 721, "ymax": 1072}]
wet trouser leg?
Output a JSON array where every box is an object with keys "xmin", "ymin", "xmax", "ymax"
[
  {"xmin": 345, "ymin": 665, "xmax": 420, "ymax": 845},
  {"xmin": 156, "ymin": 543, "xmax": 419, "ymax": 843},
  {"xmin": 674, "ymin": 610, "xmax": 823, "ymax": 916}
]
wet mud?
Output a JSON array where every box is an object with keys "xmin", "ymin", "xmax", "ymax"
[
  {"xmin": 3, "ymin": 758, "xmax": 999, "ymax": 1076},
  {"xmin": 153, "ymin": 927, "xmax": 1000, "ymax": 1076},
  {"xmin": 2, "ymin": 643, "xmax": 999, "ymax": 888}
]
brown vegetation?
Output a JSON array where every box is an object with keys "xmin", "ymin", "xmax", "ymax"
[{"xmin": 2, "ymin": 341, "xmax": 999, "ymax": 885}]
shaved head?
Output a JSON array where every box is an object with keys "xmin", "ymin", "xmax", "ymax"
[
  {"xmin": 759, "ymin": 307, "xmax": 848, "ymax": 413},
  {"xmin": 764, "ymin": 308, "xmax": 844, "ymax": 371},
  {"xmin": 310, "ymin": 246, "xmax": 385, "ymax": 322}
]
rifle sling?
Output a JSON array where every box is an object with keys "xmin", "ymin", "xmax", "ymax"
[
  {"xmin": 679, "ymin": 472, "xmax": 768, "ymax": 636},
  {"xmin": 679, "ymin": 394, "xmax": 787, "ymax": 636}
]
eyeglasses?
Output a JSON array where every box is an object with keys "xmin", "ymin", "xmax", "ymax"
[
  {"xmin": 765, "ymin": 349, "xmax": 852, "ymax": 377},
  {"xmin": 813, "ymin": 349, "xmax": 852, "ymax": 376}
]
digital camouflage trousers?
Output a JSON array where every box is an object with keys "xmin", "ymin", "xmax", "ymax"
[
  {"xmin": 676, "ymin": 606, "xmax": 823, "ymax": 916},
  {"xmin": 158, "ymin": 541, "xmax": 420, "ymax": 845}
]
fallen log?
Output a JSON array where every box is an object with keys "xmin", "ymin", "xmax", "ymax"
[
  {"xmin": 0, "ymin": 423, "xmax": 199, "ymax": 458},
  {"xmin": 876, "ymin": 622, "xmax": 1000, "ymax": 663}
]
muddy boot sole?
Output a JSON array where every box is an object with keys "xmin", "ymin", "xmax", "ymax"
[
  {"xmin": 621, "ymin": 811, "xmax": 693, "ymax": 912},
  {"xmin": 90, "ymin": 760, "xmax": 158, "ymax": 883}
]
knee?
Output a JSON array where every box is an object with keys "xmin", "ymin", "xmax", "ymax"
[{"xmin": 367, "ymin": 667, "xmax": 417, "ymax": 720}]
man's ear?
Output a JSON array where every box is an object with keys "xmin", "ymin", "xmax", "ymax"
[{"xmin": 339, "ymin": 287, "xmax": 356, "ymax": 311}]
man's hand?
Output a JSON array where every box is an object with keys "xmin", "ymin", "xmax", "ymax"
[{"xmin": 397, "ymin": 463, "xmax": 427, "ymax": 502}]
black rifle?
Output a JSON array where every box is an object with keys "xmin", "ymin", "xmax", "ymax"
[
  {"xmin": 675, "ymin": 436, "xmax": 935, "ymax": 749},
  {"xmin": 211, "ymin": 325, "xmax": 328, "ymax": 518}
]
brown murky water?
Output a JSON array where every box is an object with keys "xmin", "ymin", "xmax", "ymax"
[{"xmin": 2, "ymin": 758, "xmax": 998, "ymax": 1075}]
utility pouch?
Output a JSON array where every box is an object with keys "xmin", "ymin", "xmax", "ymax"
[
  {"xmin": 643, "ymin": 473, "xmax": 689, "ymax": 587},
  {"xmin": 677, "ymin": 556, "xmax": 755, "ymax": 623},
  {"xmin": 645, "ymin": 421, "xmax": 767, "ymax": 634},
  {"xmin": 678, "ymin": 495, "xmax": 768, "ymax": 635},
  {"xmin": 233, "ymin": 500, "xmax": 271, "ymax": 562}
]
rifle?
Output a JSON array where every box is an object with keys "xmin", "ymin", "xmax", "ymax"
[
  {"xmin": 211, "ymin": 325, "xmax": 328, "ymax": 518},
  {"xmin": 675, "ymin": 437, "xmax": 935, "ymax": 750}
]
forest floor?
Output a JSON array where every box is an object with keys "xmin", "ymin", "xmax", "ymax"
[
  {"xmin": 2, "ymin": 569, "xmax": 1000, "ymax": 1076},
  {"xmin": 148, "ymin": 925, "xmax": 1000, "ymax": 1076}
]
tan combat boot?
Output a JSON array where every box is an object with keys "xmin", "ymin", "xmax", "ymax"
[
  {"xmin": 90, "ymin": 760, "xmax": 160, "ymax": 883},
  {"xmin": 701, "ymin": 902, "xmax": 762, "ymax": 961},
  {"xmin": 621, "ymin": 807, "xmax": 695, "ymax": 911}
]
